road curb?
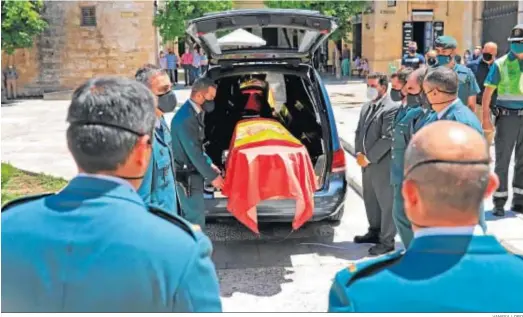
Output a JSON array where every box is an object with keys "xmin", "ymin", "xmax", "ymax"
[
  {"xmin": 347, "ymin": 171, "xmax": 363, "ymax": 198},
  {"xmin": 340, "ymin": 137, "xmax": 355, "ymax": 156},
  {"xmin": 340, "ymin": 137, "xmax": 363, "ymax": 198}
]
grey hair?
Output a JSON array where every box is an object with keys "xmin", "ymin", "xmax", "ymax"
[
  {"xmin": 66, "ymin": 77, "xmax": 156, "ymax": 173},
  {"xmin": 135, "ymin": 64, "xmax": 167, "ymax": 88},
  {"xmin": 412, "ymin": 66, "xmax": 428, "ymax": 87},
  {"xmin": 190, "ymin": 77, "xmax": 217, "ymax": 96},
  {"xmin": 392, "ymin": 68, "xmax": 414, "ymax": 85},
  {"xmin": 404, "ymin": 141, "xmax": 490, "ymax": 214},
  {"xmin": 423, "ymin": 66, "xmax": 458, "ymax": 94}
]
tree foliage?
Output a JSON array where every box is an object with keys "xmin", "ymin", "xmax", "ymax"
[
  {"xmin": 1, "ymin": 0, "xmax": 47, "ymax": 55},
  {"xmin": 264, "ymin": 0, "xmax": 366, "ymax": 41},
  {"xmin": 154, "ymin": 0, "xmax": 233, "ymax": 44}
]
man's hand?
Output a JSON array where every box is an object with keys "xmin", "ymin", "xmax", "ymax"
[
  {"xmin": 211, "ymin": 164, "xmax": 221, "ymax": 175},
  {"xmin": 482, "ymin": 117, "xmax": 494, "ymax": 131},
  {"xmin": 482, "ymin": 114, "xmax": 495, "ymax": 146},
  {"xmin": 356, "ymin": 152, "xmax": 370, "ymax": 168},
  {"xmin": 211, "ymin": 175, "xmax": 224, "ymax": 190}
]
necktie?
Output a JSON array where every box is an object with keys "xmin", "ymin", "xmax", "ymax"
[
  {"xmin": 366, "ymin": 103, "xmax": 379, "ymax": 122},
  {"xmin": 197, "ymin": 112, "xmax": 205, "ymax": 127}
]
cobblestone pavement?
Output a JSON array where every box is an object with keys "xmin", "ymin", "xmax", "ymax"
[{"xmin": 1, "ymin": 80, "xmax": 522, "ymax": 311}]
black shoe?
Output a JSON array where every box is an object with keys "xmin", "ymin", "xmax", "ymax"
[
  {"xmin": 368, "ymin": 243, "xmax": 395, "ymax": 256},
  {"xmin": 511, "ymin": 204, "xmax": 523, "ymax": 214},
  {"xmin": 492, "ymin": 206, "xmax": 505, "ymax": 217},
  {"xmin": 354, "ymin": 232, "xmax": 380, "ymax": 244}
]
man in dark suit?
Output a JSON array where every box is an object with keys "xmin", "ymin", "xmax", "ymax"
[
  {"xmin": 354, "ymin": 72, "xmax": 400, "ymax": 256},
  {"xmin": 171, "ymin": 78, "xmax": 224, "ymax": 229},
  {"xmin": 467, "ymin": 42, "xmax": 498, "ymax": 143},
  {"xmin": 329, "ymin": 121, "xmax": 523, "ymax": 313}
]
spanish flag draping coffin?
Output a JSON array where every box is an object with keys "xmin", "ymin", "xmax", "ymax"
[{"xmin": 222, "ymin": 118, "xmax": 317, "ymax": 234}]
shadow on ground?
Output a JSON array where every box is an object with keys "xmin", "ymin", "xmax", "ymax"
[
  {"xmin": 320, "ymin": 76, "xmax": 364, "ymax": 86},
  {"xmin": 484, "ymin": 210, "xmax": 519, "ymax": 221},
  {"xmin": 207, "ymin": 220, "xmax": 371, "ymax": 298},
  {"xmin": 1, "ymin": 100, "xmax": 21, "ymax": 107}
]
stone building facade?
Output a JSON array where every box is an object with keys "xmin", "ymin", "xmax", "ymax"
[
  {"xmin": 1, "ymin": 1, "xmax": 157, "ymax": 97},
  {"xmin": 355, "ymin": 0, "xmax": 475, "ymax": 73},
  {"xmin": 353, "ymin": 0, "xmax": 523, "ymax": 74}
]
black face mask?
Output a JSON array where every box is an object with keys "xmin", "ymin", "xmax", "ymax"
[
  {"xmin": 406, "ymin": 93, "xmax": 421, "ymax": 107},
  {"xmin": 427, "ymin": 57, "xmax": 438, "ymax": 66},
  {"xmin": 390, "ymin": 89, "xmax": 404, "ymax": 102},
  {"xmin": 202, "ymin": 99, "xmax": 215, "ymax": 112},
  {"xmin": 158, "ymin": 90, "xmax": 177, "ymax": 113},
  {"xmin": 68, "ymin": 121, "xmax": 152, "ymax": 180},
  {"xmin": 419, "ymin": 91, "xmax": 432, "ymax": 110},
  {"xmin": 425, "ymin": 89, "xmax": 457, "ymax": 106},
  {"xmin": 482, "ymin": 53, "xmax": 493, "ymax": 62}
]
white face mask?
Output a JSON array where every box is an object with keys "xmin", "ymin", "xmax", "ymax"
[{"xmin": 367, "ymin": 87, "xmax": 379, "ymax": 101}]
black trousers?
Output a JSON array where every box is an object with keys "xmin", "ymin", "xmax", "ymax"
[{"xmin": 493, "ymin": 113, "xmax": 523, "ymax": 208}]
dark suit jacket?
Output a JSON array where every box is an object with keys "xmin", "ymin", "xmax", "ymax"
[
  {"xmin": 467, "ymin": 59, "xmax": 497, "ymax": 107},
  {"xmin": 355, "ymin": 94, "xmax": 400, "ymax": 164},
  {"xmin": 170, "ymin": 101, "xmax": 218, "ymax": 181}
]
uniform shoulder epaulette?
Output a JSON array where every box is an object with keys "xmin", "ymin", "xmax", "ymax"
[
  {"xmin": 1, "ymin": 192, "xmax": 54, "ymax": 213},
  {"xmin": 148, "ymin": 205, "xmax": 198, "ymax": 240},
  {"xmin": 339, "ymin": 250, "xmax": 404, "ymax": 287}
]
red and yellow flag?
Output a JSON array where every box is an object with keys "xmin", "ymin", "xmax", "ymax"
[{"xmin": 222, "ymin": 118, "xmax": 317, "ymax": 234}]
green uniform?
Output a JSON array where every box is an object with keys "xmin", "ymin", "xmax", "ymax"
[
  {"xmin": 390, "ymin": 105, "xmax": 425, "ymax": 248},
  {"xmin": 170, "ymin": 100, "xmax": 219, "ymax": 229},
  {"xmin": 454, "ymin": 64, "xmax": 481, "ymax": 106}
]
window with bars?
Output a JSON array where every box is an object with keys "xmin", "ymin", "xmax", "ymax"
[{"xmin": 81, "ymin": 6, "xmax": 96, "ymax": 27}]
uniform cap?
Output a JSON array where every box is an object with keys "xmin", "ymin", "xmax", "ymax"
[
  {"xmin": 508, "ymin": 24, "xmax": 523, "ymax": 42},
  {"xmin": 434, "ymin": 35, "xmax": 457, "ymax": 49}
]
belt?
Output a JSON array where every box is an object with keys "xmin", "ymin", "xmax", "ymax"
[{"xmin": 495, "ymin": 107, "xmax": 523, "ymax": 116}]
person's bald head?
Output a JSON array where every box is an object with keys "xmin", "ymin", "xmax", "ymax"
[
  {"xmin": 402, "ymin": 121, "xmax": 499, "ymax": 229},
  {"xmin": 482, "ymin": 42, "xmax": 498, "ymax": 64}
]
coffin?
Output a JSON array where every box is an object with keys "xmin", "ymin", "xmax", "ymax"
[{"xmin": 221, "ymin": 117, "xmax": 317, "ymax": 234}]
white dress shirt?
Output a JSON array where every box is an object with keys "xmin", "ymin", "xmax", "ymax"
[
  {"xmin": 189, "ymin": 99, "xmax": 202, "ymax": 114},
  {"xmin": 414, "ymin": 225, "xmax": 485, "ymax": 239}
]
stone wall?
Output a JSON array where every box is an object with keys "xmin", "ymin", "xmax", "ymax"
[
  {"xmin": 1, "ymin": 45, "xmax": 42, "ymax": 97},
  {"xmin": 1, "ymin": 1, "xmax": 157, "ymax": 97}
]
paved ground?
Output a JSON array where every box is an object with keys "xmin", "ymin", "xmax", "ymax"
[{"xmin": 2, "ymin": 80, "xmax": 523, "ymax": 311}]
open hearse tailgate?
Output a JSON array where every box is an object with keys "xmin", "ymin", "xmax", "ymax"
[{"xmin": 186, "ymin": 9, "xmax": 338, "ymax": 64}]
